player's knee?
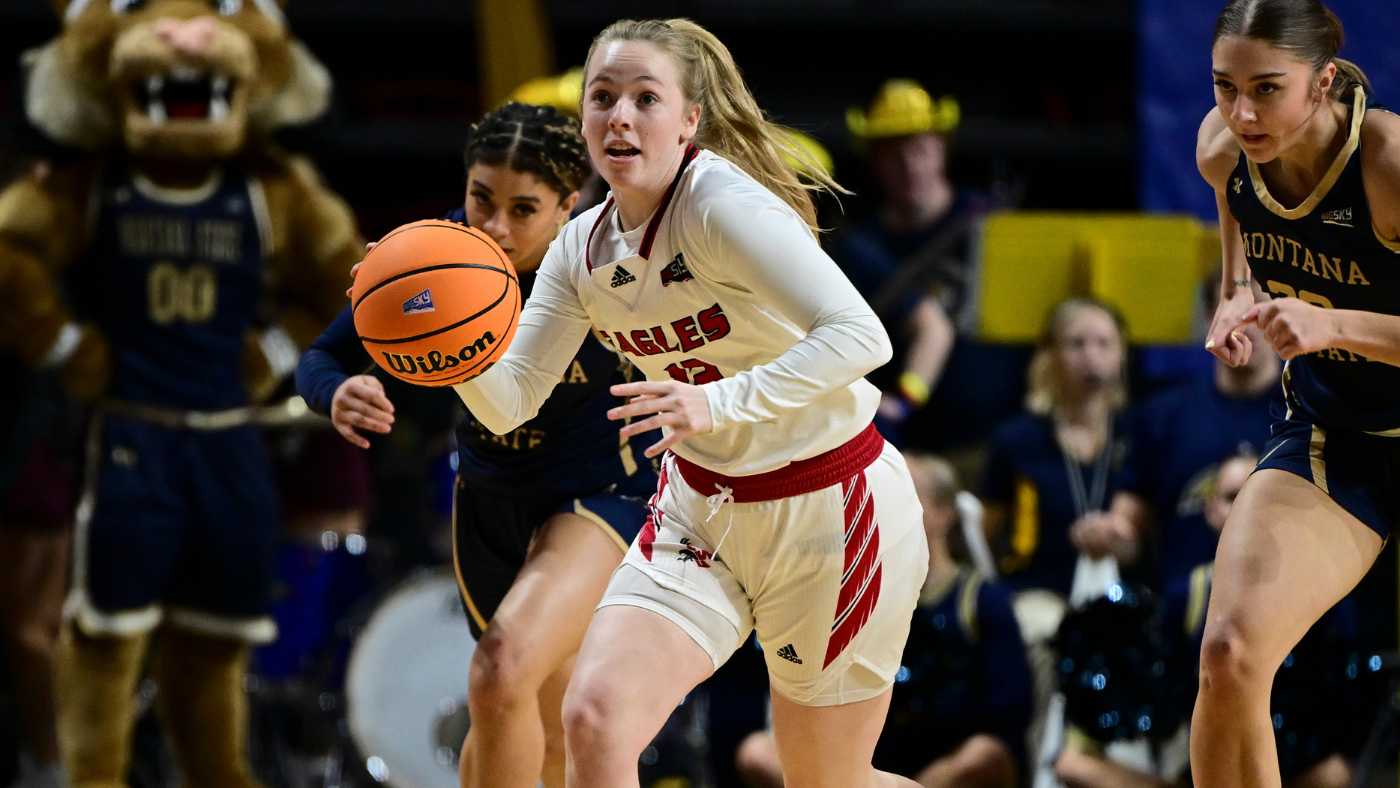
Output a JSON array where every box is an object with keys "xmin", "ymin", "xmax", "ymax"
[
  {"xmin": 560, "ymin": 686, "xmax": 611, "ymax": 753},
  {"xmin": 467, "ymin": 630, "xmax": 537, "ymax": 716},
  {"xmin": 1199, "ymin": 621, "xmax": 1269, "ymax": 692},
  {"xmin": 733, "ymin": 732, "xmax": 781, "ymax": 786},
  {"xmin": 951, "ymin": 735, "xmax": 1016, "ymax": 788}
]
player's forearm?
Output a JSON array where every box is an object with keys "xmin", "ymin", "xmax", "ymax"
[
  {"xmin": 901, "ymin": 298, "xmax": 955, "ymax": 401},
  {"xmin": 704, "ymin": 307, "xmax": 891, "ymax": 431},
  {"xmin": 1217, "ymin": 192, "xmax": 1253, "ymax": 300},
  {"xmin": 1330, "ymin": 309, "xmax": 1400, "ymax": 367},
  {"xmin": 452, "ymin": 294, "xmax": 588, "ymax": 434}
]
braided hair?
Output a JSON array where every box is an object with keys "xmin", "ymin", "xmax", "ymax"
[{"xmin": 464, "ymin": 102, "xmax": 592, "ymax": 199}]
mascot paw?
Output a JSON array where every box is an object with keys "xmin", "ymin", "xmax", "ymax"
[{"xmin": 61, "ymin": 327, "xmax": 111, "ymax": 403}]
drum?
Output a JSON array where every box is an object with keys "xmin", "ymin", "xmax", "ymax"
[{"xmin": 345, "ymin": 569, "xmax": 476, "ymax": 788}]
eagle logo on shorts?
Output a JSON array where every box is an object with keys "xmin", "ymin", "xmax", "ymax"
[
  {"xmin": 677, "ymin": 537, "xmax": 712, "ymax": 567},
  {"xmin": 660, "ymin": 253, "xmax": 694, "ymax": 287}
]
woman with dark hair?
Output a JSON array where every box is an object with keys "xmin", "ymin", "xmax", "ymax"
[
  {"xmin": 1196, "ymin": 0, "xmax": 1400, "ymax": 784},
  {"xmin": 295, "ymin": 102, "xmax": 658, "ymax": 788}
]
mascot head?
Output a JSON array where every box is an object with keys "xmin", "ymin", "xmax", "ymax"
[{"xmin": 27, "ymin": 0, "xmax": 331, "ymax": 158}]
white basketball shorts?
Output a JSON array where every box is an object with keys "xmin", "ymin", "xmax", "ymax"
[{"xmin": 600, "ymin": 424, "xmax": 928, "ymax": 706}]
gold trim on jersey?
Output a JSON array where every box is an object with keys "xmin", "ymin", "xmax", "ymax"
[
  {"xmin": 572, "ymin": 499, "xmax": 631, "ymax": 554},
  {"xmin": 999, "ymin": 477, "xmax": 1039, "ymax": 576},
  {"xmin": 1374, "ymin": 224, "xmax": 1400, "ymax": 254},
  {"xmin": 1309, "ymin": 425, "xmax": 1330, "ymax": 494},
  {"xmin": 450, "ymin": 479, "xmax": 489, "ymax": 632},
  {"xmin": 1185, "ymin": 563, "xmax": 1214, "ymax": 638},
  {"xmin": 1248, "ymin": 88, "xmax": 1365, "ymax": 221}
]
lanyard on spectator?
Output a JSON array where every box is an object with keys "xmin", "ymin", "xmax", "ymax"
[{"xmin": 1058, "ymin": 419, "xmax": 1113, "ymax": 517}]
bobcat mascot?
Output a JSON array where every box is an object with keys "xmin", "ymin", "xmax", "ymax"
[{"xmin": 0, "ymin": 2, "xmax": 361, "ymax": 788}]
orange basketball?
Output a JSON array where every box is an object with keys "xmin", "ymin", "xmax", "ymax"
[{"xmin": 351, "ymin": 220, "xmax": 520, "ymax": 386}]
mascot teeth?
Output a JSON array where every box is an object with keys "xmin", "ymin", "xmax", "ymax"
[{"xmin": 139, "ymin": 71, "xmax": 233, "ymax": 123}]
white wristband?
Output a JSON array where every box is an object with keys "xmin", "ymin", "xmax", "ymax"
[{"xmin": 41, "ymin": 322, "xmax": 84, "ymax": 369}]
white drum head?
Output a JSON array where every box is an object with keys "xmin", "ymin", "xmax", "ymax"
[{"xmin": 345, "ymin": 569, "xmax": 477, "ymax": 788}]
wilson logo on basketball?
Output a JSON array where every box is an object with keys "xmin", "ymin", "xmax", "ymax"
[
  {"xmin": 380, "ymin": 331, "xmax": 498, "ymax": 376},
  {"xmin": 402, "ymin": 289, "xmax": 435, "ymax": 314}
]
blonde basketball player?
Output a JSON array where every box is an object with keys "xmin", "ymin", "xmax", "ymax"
[{"xmin": 452, "ymin": 18, "xmax": 928, "ymax": 788}]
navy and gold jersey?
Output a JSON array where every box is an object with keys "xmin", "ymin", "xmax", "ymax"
[
  {"xmin": 1227, "ymin": 88, "xmax": 1400, "ymax": 434},
  {"xmin": 874, "ymin": 568, "xmax": 1033, "ymax": 775},
  {"xmin": 296, "ymin": 207, "xmax": 657, "ymax": 499},
  {"xmin": 980, "ymin": 412, "xmax": 1131, "ymax": 595},
  {"xmin": 67, "ymin": 162, "xmax": 268, "ymax": 411},
  {"xmin": 455, "ymin": 268, "xmax": 656, "ymax": 496}
]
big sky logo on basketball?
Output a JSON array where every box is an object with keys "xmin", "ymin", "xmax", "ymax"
[{"xmin": 403, "ymin": 289, "xmax": 435, "ymax": 314}]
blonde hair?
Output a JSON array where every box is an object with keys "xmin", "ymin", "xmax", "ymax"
[
  {"xmin": 584, "ymin": 18, "xmax": 842, "ymax": 234},
  {"xmin": 904, "ymin": 452, "xmax": 962, "ymax": 510},
  {"xmin": 1025, "ymin": 297, "xmax": 1128, "ymax": 419}
]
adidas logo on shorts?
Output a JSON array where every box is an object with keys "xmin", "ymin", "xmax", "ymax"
[
  {"xmin": 610, "ymin": 266, "xmax": 637, "ymax": 288},
  {"xmin": 776, "ymin": 644, "xmax": 802, "ymax": 664}
]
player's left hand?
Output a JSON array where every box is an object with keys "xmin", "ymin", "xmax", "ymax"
[
  {"xmin": 608, "ymin": 380, "xmax": 713, "ymax": 458},
  {"xmin": 1244, "ymin": 298, "xmax": 1336, "ymax": 360},
  {"xmin": 344, "ymin": 242, "xmax": 376, "ymax": 297}
]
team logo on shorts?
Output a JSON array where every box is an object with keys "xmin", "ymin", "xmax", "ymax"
[
  {"xmin": 660, "ymin": 253, "xmax": 694, "ymax": 287},
  {"xmin": 402, "ymin": 289, "xmax": 435, "ymax": 315},
  {"xmin": 677, "ymin": 537, "xmax": 712, "ymax": 567}
]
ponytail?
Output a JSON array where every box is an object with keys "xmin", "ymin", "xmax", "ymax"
[
  {"xmin": 584, "ymin": 18, "xmax": 842, "ymax": 234},
  {"xmin": 1330, "ymin": 56, "xmax": 1372, "ymax": 101}
]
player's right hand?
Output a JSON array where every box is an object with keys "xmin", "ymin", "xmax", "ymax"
[
  {"xmin": 61, "ymin": 325, "xmax": 111, "ymax": 403},
  {"xmin": 331, "ymin": 374, "xmax": 395, "ymax": 448},
  {"xmin": 1205, "ymin": 287, "xmax": 1257, "ymax": 367}
]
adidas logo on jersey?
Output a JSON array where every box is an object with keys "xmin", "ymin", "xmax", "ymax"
[
  {"xmin": 610, "ymin": 266, "xmax": 637, "ymax": 288},
  {"xmin": 776, "ymin": 644, "xmax": 802, "ymax": 664},
  {"xmin": 403, "ymin": 289, "xmax": 435, "ymax": 314},
  {"xmin": 660, "ymin": 253, "xmax": 694, "ymax": 287},
  {"xmin": 1321, "ymin": 207, "xmax": 1354, "ymax": 227}
]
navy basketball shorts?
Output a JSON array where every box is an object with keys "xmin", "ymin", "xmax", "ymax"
[
  {"xmin": 71, "ymin": 415, "xmax": 280, "ymax": 642},
  {"xmin": 451, "ymin": 470, "xmax": 655, "ymax": 640},
  {"xmin": 1255, "ymin": 417, "xmax": 1399, "ymax": 539}
]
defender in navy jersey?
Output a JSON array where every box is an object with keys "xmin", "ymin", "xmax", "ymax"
[
  {"xmin": 1192, "ymin": 3, "xmax": 1400, "ymax": 786},
  {"xmin": 296, "ymin": 103, "xmax": 657, "ymax": 788}
]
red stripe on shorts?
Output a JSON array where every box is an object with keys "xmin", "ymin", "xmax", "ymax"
[
  {"xmin": 639, "ymin": 460, "xmax": 671, "ymax": 562},
  {"xmin": 823, "ymin": 472, "xmax": 884, "ymax": 669}
]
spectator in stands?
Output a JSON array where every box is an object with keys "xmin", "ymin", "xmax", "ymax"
[
  {"xmin": 0, "ymin": 372, "xmax": 73, "ymax": 788},
  {"xmin": 1109, "ymin": 296, "xmax": 1280, "ymax": 587},
  {"xmin": 735, "ymin": 454, "xmax": 1033, "ymax": 788},
  {"xmin": 981, "ymin": 297, "xmax": 1137, "ymax": 600},
  {"xmin": 1056, "ymin": 455, "xmax": 1352, "ymax": 788},
  {"xmin": 835, "ymin": 79, "xmax": 1018, "ymax": 452}
]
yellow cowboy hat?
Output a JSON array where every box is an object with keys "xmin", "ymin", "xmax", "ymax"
[
  {"xmin": 846, "ymin": 79, "xmax": 960, "ymax": 141},
  {"xmin": 506, "ymin": 67, "xmax": 584, "ymax": 116},
  {"xmin": 780, "ymin": 128, "xmax": 835, "ymax": 180}
]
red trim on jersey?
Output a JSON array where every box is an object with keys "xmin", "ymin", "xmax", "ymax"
[
  {"xmin": 824, "ymin": 471, "xmax": 883, "ymax": 669},
  {"xmin": 672, "ymin": 422, "xmax": 884, "ymax": 503},
  {"xmin": 585, "ymin": 144, "xmax": 700, "ymax": 273}
]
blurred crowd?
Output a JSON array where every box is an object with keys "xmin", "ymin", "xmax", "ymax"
[{"xmin": 0, "ymin": 64, "xmax": 1393, "ymax": 788}]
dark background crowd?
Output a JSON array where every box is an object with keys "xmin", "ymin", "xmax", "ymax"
[{"xmin": 3, "ymin": 1, "xmax": 1400, "ymax": 788}]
